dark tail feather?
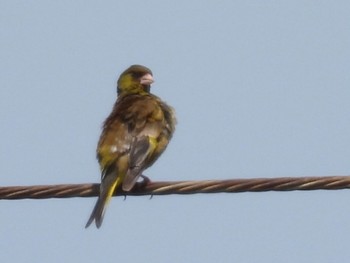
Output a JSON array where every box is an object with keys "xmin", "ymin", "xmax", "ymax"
[
  {"xmin": 85, "ymin": 171, "xmax": 120, "ymax": 228},
  {"xmin": 85, "ymin": 195, "xmax": 109, "ymax": 229}
]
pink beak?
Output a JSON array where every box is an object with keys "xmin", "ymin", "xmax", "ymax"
[{"xmin": 140, "ymin": 73, "xmax": 154, "ymax": 85}]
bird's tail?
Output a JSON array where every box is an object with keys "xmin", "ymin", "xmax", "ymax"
[{"xmin": 85, "ymin": 177, "xmax": 121, "ymax": 228}]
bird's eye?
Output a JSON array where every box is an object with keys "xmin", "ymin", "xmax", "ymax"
[{"xmin": 131, "ymin": 72, "xmax": 144, "ymax": 79}]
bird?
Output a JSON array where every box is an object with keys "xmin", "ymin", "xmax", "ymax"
[{"xmin": 85, "ymin": 65, "xmax": 176, "ymax": 228}]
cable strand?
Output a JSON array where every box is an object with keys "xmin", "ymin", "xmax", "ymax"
[{"xmin": 1, "ymin": 176, "xmax": 350, "ymax": 200}]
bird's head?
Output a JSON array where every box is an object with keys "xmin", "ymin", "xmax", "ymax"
[{"xmin": 117, "ymin": 65, "xmax": 154, "ymax": 95}]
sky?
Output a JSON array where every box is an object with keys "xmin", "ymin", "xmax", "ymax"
[{"xmin": 1, "ymin": 1, "xmax": 350, "ymax": 262}]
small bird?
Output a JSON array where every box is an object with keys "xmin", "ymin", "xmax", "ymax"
[{"xmin": 85, "ymin": 65, "xmax": 176, "ymax": 228}]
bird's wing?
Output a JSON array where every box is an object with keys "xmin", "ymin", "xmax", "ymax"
[
  {"xmin": 122, "ymin": 136, "xmax": 158, "ymax": 191},
  {"xmin": 120, "ymin": 96, "xmax": 164, "ymax": 191}
]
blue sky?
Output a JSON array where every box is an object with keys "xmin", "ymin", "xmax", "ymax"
[{"xmin": 1, "ymin": 1, "xmax": 350, "ymax": 262}]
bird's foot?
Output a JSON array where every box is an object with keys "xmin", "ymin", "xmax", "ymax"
[
  {"xmin": 140, "ymin": 174, "xmax": 151, "ymax": 186},
  {"xmin": 133, "ymin": 174, "xmax": 151, "ymax": 192},
  {"xmin": 140, "ymin": 175, "xmax": 154, "ymax": 199}
]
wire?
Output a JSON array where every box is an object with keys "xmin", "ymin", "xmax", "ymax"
[{"xmin": 1, "ymin": 175, "xmax": 350, "ymax": 200}]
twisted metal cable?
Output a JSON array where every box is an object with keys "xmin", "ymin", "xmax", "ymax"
[{"xmin": 1, "ymin": 175, "xmax": 350, "ymax": 200}]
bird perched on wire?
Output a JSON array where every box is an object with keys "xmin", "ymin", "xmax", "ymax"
[{"xmin": 85, "ymin": 65, "xmax": 176, "ymax": 228}]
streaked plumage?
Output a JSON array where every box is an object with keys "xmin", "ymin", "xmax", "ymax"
[{"xmin": 85, "ymin": 65, "xmax": 176, "ymax": 228}]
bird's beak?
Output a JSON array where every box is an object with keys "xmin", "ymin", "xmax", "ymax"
[{"xmin": 140, "ymin": 73, "xmax": 154, "ymax": 85}]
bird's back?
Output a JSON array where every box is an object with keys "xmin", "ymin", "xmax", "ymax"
[{"xmin": 97, "ymin": 93, "xmax": 176, "ymax": 189}]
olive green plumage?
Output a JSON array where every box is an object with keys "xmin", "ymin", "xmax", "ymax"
[{"xmin": 85, "ymin": 65, "xmax": 176, "ymax": 228}]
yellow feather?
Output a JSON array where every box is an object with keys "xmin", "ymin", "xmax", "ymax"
[{"xmin": 104, "ymin": 176, "xmax": 122, "ymax": 205}]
